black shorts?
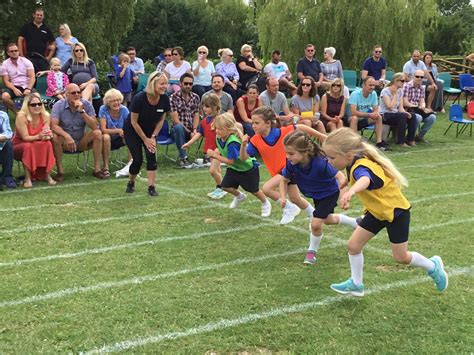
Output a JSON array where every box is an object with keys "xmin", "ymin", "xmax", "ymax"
[
  {"xmin": 359, "ymin": 209, "xmax": 410, "ymax": 244},
  {"xmin": 111, "ymin": 135, "xmax": 126, "ymax": 150},
  {"xmin": 2, "ymin": 86, "xmax": 36, "ymax": 99},
  {"xmin": 343, "ymin": 115, "xmax": 370, "ymax": 130},
  {"xmin": 222, "ymin": 166, "xmax": 260, "ymax": 193},
  {"xmin": 312, "ymin": 190, "xmax": 339, "ymax": 219}
]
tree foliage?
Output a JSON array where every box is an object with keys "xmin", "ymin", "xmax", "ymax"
[
  {"xmin": 256, "ymin": 0, "xmax": 438, "ymax": 72},
  {"xmin": 121, "ymin": 0, "xmax": 254, "ymax": 61},
  {"xmin": 0, "ymin": 0, "xmax": 135, "ymax": 61}
]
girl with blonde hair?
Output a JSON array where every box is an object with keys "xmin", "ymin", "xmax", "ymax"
[
  {"xmin": 323, "ymin": 127, "xmax": 447, "ymax": 296},
  {"xmin": 206, "ymin": 113, "xmax": 271, "ymax": 215}
]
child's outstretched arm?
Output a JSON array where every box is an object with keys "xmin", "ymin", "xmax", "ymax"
[
  {"xmin": 207, "ymin": 148, "xmax": 235, "ymax": 165},
  {"xmin": 182, "ymin": 132, "xmax": 202, "ymax": 150},
  {"xmin": 335, "ymin": 171, "xmax": 348, "ymax": 189},
  {"xmin": 239, "ymin": 134, "xmax": 250, "ymax": 161},
  {"xmin": 295, "ymin": 124, "xmax": 327, "ymax": 143},
  {"xmin": 279, "ymin": 176, "xmax": 290, "ymax": 208},
  {"xmin": 340, "ymin": 176, "xmax": 370, "ymax": 210}
]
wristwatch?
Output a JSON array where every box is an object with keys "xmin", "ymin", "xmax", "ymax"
[
  {"xmin": 79, "ymin": 110, "xmax": 86, "ymax": 114},
  {"xmin": 151, "ymin": 134, "xmax": 157, "ymax": 138}
]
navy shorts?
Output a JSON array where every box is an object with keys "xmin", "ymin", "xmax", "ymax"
[
  {"xmin": 111, "ymin": 135, "xmax": 126, "ymax": 150},
  {"xmin": 312, "ymin": 190, "xmax": 339, "ymax": 219},
  {"xmin": 359, "ymin": 209, "xmax": 410, "ymax": 244},
  {"xmin": 222, "ymin": 166, "xmax": 260, "ymax": 193}
]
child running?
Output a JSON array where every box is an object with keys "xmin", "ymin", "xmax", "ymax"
[
  {"xmin": 207, "ymin": 112, "xmax": 272, "ymax": 216},
  {"xmin": 240, "ymin": 106, "xmax": 325, "ymax": 225},
  {"xmin": 280, "ymin": 130, "xmax": 358, "ymax": 265},
  {"xmin": 323, "ymin": 128, "xmax": 447, "ymax": 296},
  {"xmin": 182, "ymin": 93, "xmax": 227, "ymax": 199}
]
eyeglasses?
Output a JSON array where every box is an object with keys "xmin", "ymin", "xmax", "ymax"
[
  {"xmin": 331, "ymin": 84, "xmax": 341, "ymax": 87},
  {"xmin": 172, "ymin": 53, "xmax": 179, "ymax": 56},
  {"xmin": 69, "ymin": 90, "xmax": 81, "ymax": 95},
  {"xmin": 198, "ymin": 51, "xmax": 207, "ymax": 54},
  {"xmin": 414, "ymin": 75, "xmax": 424, "ymax": 79},
  {"xmin": 29, "ymin": 102, "xmax": 43, "ymax": 107},
  {"xmin": 301, "ymin": 83, "xmax": 312, "ymax": 87},
  {"xmin": 306, "ymin": 49, "xmax": 314, "ymax": 52},
  {"xmin": 182, "ymin": 82, "xmax": 193, "ymax": 86},
  {"xmin": 374, "ymin": 50, "xmax": 382, "ymax": 54},
  {"xmin": 74, "ymin": 49, "xmax": 84, "ymax": 53}
]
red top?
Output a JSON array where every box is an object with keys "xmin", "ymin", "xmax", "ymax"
[
  {"xmin": 249, "ymin": 124, "xmax": 295, "ymax": 177},
  {"xmin": 234, "ymin": 95, "xmax": 259, "ymax": 123},
  {"xmin": 200, "ymin": 116, "xmax": 217, "ymax": 153}
]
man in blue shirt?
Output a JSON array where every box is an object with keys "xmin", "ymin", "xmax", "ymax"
[
  {"xmin": 348, "ymin": 77, "xmax": 390, "ymax": 151},
  {"xmin": 361, "ymin": 45, "xmax": 386, "ymax": 91},
  {"xmin": 0, "ymin": 111, "xmax": 16, "ymax": 189},
  {"xmin": 296, "ymin": 44, "xmax": 323, "ymax": 89}
]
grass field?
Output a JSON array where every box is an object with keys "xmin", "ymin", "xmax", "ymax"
[{"xmin": 1, "ymin": 113, "xmax": 474, "ymax": 353}]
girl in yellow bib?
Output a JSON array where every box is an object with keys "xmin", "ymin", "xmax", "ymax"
[{"xmin": 323, "ymin": 128, "xmax": 447, "ymax": 296}]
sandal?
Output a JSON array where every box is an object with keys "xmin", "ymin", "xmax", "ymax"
[
  {"xmin": 92, "ymin": 170, "xmax": 107, "ymax": 180},
  {"xmin": 53, "ymin": 172, "xmax": 65, "ymax": 182},
  {"xmin": 102, "ymin": 169, "xmax": 111, "ymax": 178}
]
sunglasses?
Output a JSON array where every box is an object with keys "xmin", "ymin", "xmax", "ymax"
[
  {"xmin": 29, "ymin": 102, "xmax": 43, "ymax": 107},
  {"xmin": 415, "ymin": 75, "xmax": 424, "ymax": 79},
  {"xmin": 164, "ymin": 54, "xmax": 172, "ymax": 57},
  {"xmin": 331, "ymin": 84, "xmax": 341, "ymax": 87},
  {"xmin": 69, "ymin": 90, "xmax": 81, "ymax": 95},
  {"xmin": 374, "ymin": 50, "xmax": 382, "ymax": 54},
  {"xmin": 182, "ymin": 82, "xmax": 193, "ymax": 86},
  {"xmin": 301, "ymin": 83, "xmax": 312, "ymax": 87},
  {"xmin": 74, "ymin": 49, "xmax": 84, "ymax": 53},
  {"xmin": 198, "ymin": 51, "xmax": 207, "ymax": 54},
  {"xmin": 172, "ymin": 53, "xmax": 179, "ymax": 56},
  {"xmin": 398, "ymin": 79, "xmax": 406, "ymax": 83},
  {"xmin": 9, "ymin": 49, "xmax": 19, "ymax": 53},
  {"xmin": 306, "ymin": 49, "xmax": 314, "ymax": 52}
]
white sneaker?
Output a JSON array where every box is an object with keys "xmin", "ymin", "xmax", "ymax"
[
  {"xmin": 229, "ymin": 193, "xmax": 246, "ymax": 209},
  {"xmin": 115, "ymin": 160, "xmax": 132, "ymax": 178},
  {"xmin": 261, "ymin": 200, "xmax": 272, "ymax": 217},
  {"xmin": 280, "ymin": 203, "xmax": 301, "ymax": 225}
]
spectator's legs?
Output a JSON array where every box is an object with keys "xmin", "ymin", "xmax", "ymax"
[
  {"xmin": 192, "ymin": 85, "xmax": 211, "ymax": 99},
  {"xmin": 81, "ymin": 83, "xmax": 96, "ymax": 102},
  {"xmin": 78, "ymin": 130, "xmax": 103, "ymax": 173},
  {"xmin": 279, "ymin": 77, "xmax": 297, "ymax": 96},
  {"xmin": 102, "ymin": 133, "xmax": 111, "ymax": 171},
  {"xmin": 52, "ymin": 134, "xmax": 65, "ymax": 174},
  {"xmin": 419, "ymin": 113, "xmax": 436, "ymax": 138},
  {"xmin": 349, "ymin": 116, "xmax": 359, "ymax": 133},
  {"xmin": 371, "ymin": 117, "xmax": 383, "ymax": 143},
  {"xmin": 124, "ymin": 131, "xmax": 144, "ymax": 181},
  {"xmin": 144, "ymin": 147, "xmax": 157, "ymax": 187},
  {"xmin": 172, "ymin": 124, "xmax": 187, "ymax": 159},
  {"xmin": 0, "ymin": 140, "xmax": 14, "ymax": 180},
  {"xmin": 383, "ymin": 112, "xmax": 407, "ymax": 145},
  {"xmin": 426, "ymin": 85, "xmax": 436, "ymax": 111},
  {"xmin": 1, "ymin": 92, "xmax": 16, "ymax": 113}
]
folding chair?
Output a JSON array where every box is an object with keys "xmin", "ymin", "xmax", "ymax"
[
  {"xmin": 35, "ymin": 75, "xmax": 57, "ymax": 109},
  {"xmin": 459, "ymin": 74, "xmax": 474, "ymax": 108},
  {"xmin": 438, "ymin": 72, "xmax": 461, "ymax": 105},
  {"xmin": 64, "ymin": 150, "xmax": 90, "ymax": 173},
  {"xmin": 156, "ymin": 120, "xmax": 176, "ymax": 161},
  {"xmin": 444, "ymin": 104, "xmax": 473, "ymax": 137},
  {"xmin": 342, "ymin": 70, "xmax": 360, "ymax": 92}
]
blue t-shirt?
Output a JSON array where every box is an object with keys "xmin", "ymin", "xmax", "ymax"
[
  {"xmin": 362, "ymin": 57, "xmax": 386, "ymax": 80},
  {"xmin": 217, "ymin": 139, "xmax": 241, "ymax": 160},
  {"xmin": 98, "ymin": 105, "xmax": 129, "ymax": 130},
  {"xmin": 115, "ymin": 65, "xmax": 135, "ymax": 94},
  {"xmin": 282, "ymin": 155, "xmax": 339, "ymax": 199},
  {"xmin": 246, "ymin": 127, "xmax": 284, "ymax": 157},
  {"xmin": 349, "ymin": 89, "xmax": 378, "ymax": 113},
  {"xmin": 296, "ymin": 57, "xmax": 322, "ymax": 81}
]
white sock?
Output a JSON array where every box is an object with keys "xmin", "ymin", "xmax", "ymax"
[
  {"xmin": 338, "ymin": 214, "xmax": 358, "ymax": 228},
  {"xmin": 308, "ymin": 233, "xmax": 322, "ymax": 252},
  {"xmin": 410, "ymin": 252, "xmax": 435, "ymax": 272},
  {"xmin": 237, "ymin": 192, "xmax": 245, "ymax": 199},
  {"xmin": 304, "ymin": 204, "xmax": 315, "ymax": 217},
  {"xmin": 349, "ymin": 253, "xmax": 364, "ymax": 286}
]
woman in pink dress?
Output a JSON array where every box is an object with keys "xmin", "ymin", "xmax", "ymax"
[{"xmin": 13, "ymin": 93, "xmax": 56, "ymax": 188}]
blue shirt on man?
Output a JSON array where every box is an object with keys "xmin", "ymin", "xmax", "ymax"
[
  {"xmin": 296, "ymin": 57, "xmax": 322, "ymax": 81},
  {"xmin": 362, "ymin": 56, "xmax": 387, "ymax": 80}
]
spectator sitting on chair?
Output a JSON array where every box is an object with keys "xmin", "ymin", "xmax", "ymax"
[
  {"xmin": 403, "ymin": 69, "xmax": 436, "ymax": 144},
  {"xmin": 156, "ymin": 48, "xmax": 173, "ymax": 75},
  {"xmin": 0, "ymin": 110, "xmax": 16, "ymax": 189},
  {"xmin": 234, "ymin": 84, "xmax": 261, "ymax": 137},
  {"xmin": 380, "ymin": 73, "xmax": 418, "ymax": 147},
  {"xmin": 320, "ymin": 78, "xmax": 346, "ymax": 133},
  {"xmin": 18, "ymin": 7, "xmax": 55, "ymax": 72},
  {"xmin": 347, "ymin": 76, "xmax": 390, "ymax": 151},
  {"xmin": 403, "ymin": 49, "xmax": 436, "ymax": 113},
  {"xmin": 170, "ymin": 73, "xmax": 201, "ymax": 168},
  {"xmin": 264, "ymin": 50, "xmax": 297, "ymax": 96},
  {"xmin": 361, "ymin": 45, "xmax": 387, "ymax": 91},
  {"xmin": 192, "ymin": 45, "xmax": 215, "ymax": 98},
  {"xmin": 165, "ymin": 46, "xmax": 192, "ymax": 94},
  {"xmin": 12, "ymin": 92, "xmax": 56, "ymax": 188},
  {"xmin": 320, "ymin": 47, "xmax": 344, "ymax": 93},
  {"xmin": 1, "ymin": 43, "xmax": 36, "ymax": 113},
  {"xmin": 290, "ymin": 76, "xmax": 325, "ymax": 134},
  {"xmin": 423, "ymin": 51, "xmax": 444, "ymax": 112},
  {"xmin": 237, "ymin": 44, "xmax": 263, "ymax": 90},
  {"xmin": 296, "ymin": 44, "xmax": 323, "ymax": 89},
  {"xmin": 259, "ymin": 77, "xmax": 295, "ymax": 126},
  {"xmin": 99, "ymin": 88, "xmax": 130, "ymax": 178},
  {"xmin": 50, "ymin": 83, "xmax": 107, "ymax": 181},
  {"xmin": 202, "ymin": 74, "xmax": 234, "ymax": 114},
  {"xmin": 61, "ymin": 42, "xmax": 100, "ymax": 102},
  {"xmin": 216, "ymin": 48, "xmax": 241, "ymax": 103},
  {"xmin": 46, "ymin": 57, "xmax": 69, "ymax": 100}
]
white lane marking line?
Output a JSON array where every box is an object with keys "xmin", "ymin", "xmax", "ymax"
[
  {"xmin": 0, "ymin": 223, "xmax": 274, "ymax": 267},
  {"xmin": 0, "ymin": 248, "xmax": 315, "ymax": 308},
  {"xmin": 410, "ymin": 171, "xmax": 473, "ymax": 181},
  {"xmin": 410, "ymin": 191, "xmax": 474, "ymax": 204},
  {"xmin": 1, "ymin": 179, "xmax": 123, "ymax": 194},
  {"xmin": 83, "ymin": 266, "xmax": 473, "ymax": 354},
  {"xmin": 411, "ymin": 217, "xmax": 474, "ymax": 232},
  {"xmin": 0, "ymin": 204, "xmax": 213, "ymax": 237}
]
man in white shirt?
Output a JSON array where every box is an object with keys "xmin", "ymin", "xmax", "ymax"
[{"xmin": 264, "ymin": 50, "xmax": 297, "ymax": 96}]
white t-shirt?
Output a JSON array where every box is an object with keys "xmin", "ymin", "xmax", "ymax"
[
  {"xmin": 165, "ymin": 61, "xmax": 191, "ymax": 82},
  {"xmin": 264, "ymin": 61, "xmax": 289, "ymax": 80}
]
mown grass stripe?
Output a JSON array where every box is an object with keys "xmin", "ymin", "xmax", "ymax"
[
  {"xmin": 401, "ymin": 158, "xmax": 474, "ymax": 169},
  {"xmin": 83, "ymin": 266, "xmax": 473, "ymax": 354}
]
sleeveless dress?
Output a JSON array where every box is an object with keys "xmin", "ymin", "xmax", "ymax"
[{"xmin": 13, "ymin": 116, "xmax": 56, "ymax": 180}]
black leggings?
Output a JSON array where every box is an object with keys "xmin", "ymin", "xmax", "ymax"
[
  {"xmin": 124, "ymin": 130, "xmax": 157, "ymax": 175},
  {"xmin": 382, "ymin": 112, "xmax": 417, "ymax": 144}
]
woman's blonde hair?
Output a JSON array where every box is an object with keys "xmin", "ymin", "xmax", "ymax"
[
  {"xmin": 197, "ymin": 45, "xmax": 208, "ymax": 55},
  {"xmin": 201, "ymin": 93, "xmax": 221, "ymax": 117},
  {"xmin": 328, "ymin": 78, "xmax": 345, "ymax": 98},
  {"xmin": 213, "ymin": 112, "xmax": 243, "ymax": 139},
  {"xmin": 103, "ymin": 88, "xmax": 124, "ymax": 107},
  {"xmin": 59, "ymin": 23, "xmax": 72, "ymax": 37},
  {"xmin": 72, "ymin": 42, "xmax": 90, "ymax": 65},
  {"xmin": 145, "ymin": 71, "xmax": 168, "ymax": 96},
  {"xmin": 19, "ymin": 92, "xmax": 50, "ymax": 123},
  {"xmin": 324, "ymin": 47, "xmax": 336, "ymax": 57},
  {"xmin": 323, "ymin": 128, "xmax": 408, "ymax": 188},
  {"xmin": 240, "ymin": 44, "xmax": 252, "ymax": 55},
  {"xmin": 386, "ymin": 72, "xmax": 405, "ymax": 87},
  {"xmin": 218, "ymin": 48, "xmax": 233, "ymax": 60}
]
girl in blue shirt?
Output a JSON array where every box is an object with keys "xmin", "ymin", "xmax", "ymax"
[{"xmin": 280, "ymin": 130, "xmax": 358, "ymax": 265}]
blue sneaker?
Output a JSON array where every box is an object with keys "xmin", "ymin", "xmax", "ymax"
[
  {"xmin": 428, "ymin": 256, "xmax": 448, "ymax": 292},
  {"xmin": 330, "ymin": 278, "xmax": 365, "ymax": 297}
]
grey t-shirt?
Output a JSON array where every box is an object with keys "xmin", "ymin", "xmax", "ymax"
[
  {"xmin": 202, "ymin": 89, "xmax": 233, "ymax": 113},
  {"xmin": 290, "ymin": 94, "xmax": 320, "ymax": 113},
  {"xmin": 51, "ymin": 99, "xmax": 96, "ymax": 143},
  {"xmin": 259, "ymin": 90, "xmax": 288, "ymax": 114},
  {"xmin": 320, "ymin": 60, "xmax": 343, "ymax": 81},
  {"xmin": 379, "ymin": 87, "xmax": 403, "ymax": 114}
]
